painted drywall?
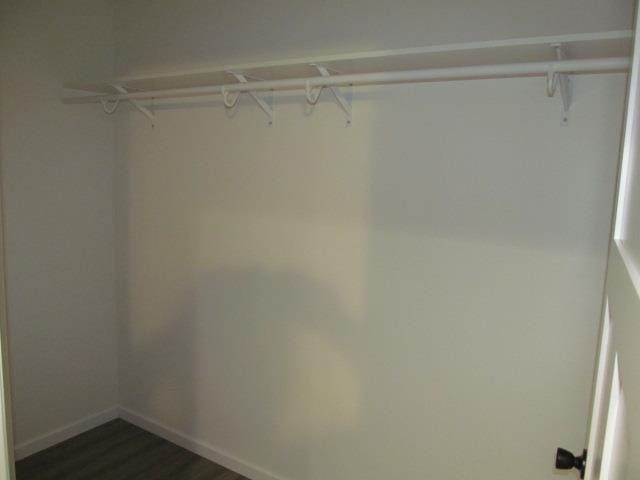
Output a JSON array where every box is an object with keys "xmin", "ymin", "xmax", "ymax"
[
  {"xmin": 114, "ymin": 0, "xmax": 632, "ymax": 480},
  {"xmin": 113, "ymin": 0, "xmax": 633, "ymax": 77},
  {"xmin": 115, "ymin": 74, "xmax": 626, "ymax": 480},
  {"xmin": 112, "ymin": 3, "xmax": 630, "ymax": 480},
  {"xmin": 0, "ymin": 0, "xmax": 118, "ymax": 447}
]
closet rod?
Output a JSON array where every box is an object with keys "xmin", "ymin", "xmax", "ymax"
[{"xmin": 69, "ymin": 57, "xmax": 629, "ymax": 104}]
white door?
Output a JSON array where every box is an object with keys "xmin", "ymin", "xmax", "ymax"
[{"xmin": 565, "ymin": 4, "xmax": 640, "ymax": 480}]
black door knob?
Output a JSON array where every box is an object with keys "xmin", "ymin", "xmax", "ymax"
[{"xmin": 555, "ymin": 448, "xmax": 586, "ymax": 478}]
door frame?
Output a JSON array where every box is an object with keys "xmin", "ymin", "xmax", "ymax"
[{"xmin": 0, "ymin": 164, "xmax": 15, "ymax": 479}]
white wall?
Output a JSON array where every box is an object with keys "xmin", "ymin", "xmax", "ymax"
[
  {"xmin": 113, "ymin": 3, "xmax": 630, "ymax": 480},
  {"xmin": 113, "ymin": 0, "xmax": 633, "ymax": 77},
  {"xmin": 0, "ymin": 0, "xmax": 118, "ymax": 448},
  {"xmin": 115, "ymin": 80, "xmax": 626, "ymax": 480}
]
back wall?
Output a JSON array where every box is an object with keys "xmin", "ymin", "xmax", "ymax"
[{"xmin": 116, "ymin": 74, "xmax": 625, "ymax": 480}]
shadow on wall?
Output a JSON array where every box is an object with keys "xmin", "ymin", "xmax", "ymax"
[
  {"xmin": 115, "ymin": 75, "xmax": 623, "ymax": 480},
  {"xmin": 119, "ymin": 266, "xmax": 363, "ymax": 479}
]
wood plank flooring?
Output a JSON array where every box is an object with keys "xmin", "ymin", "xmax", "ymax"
[{"xmin": 16, "ymin": 419, "xmax": 250, "ymax": 480}]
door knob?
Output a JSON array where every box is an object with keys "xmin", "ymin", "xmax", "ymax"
[{"xmin": 555, "ymin": 448, "xmax": 586, "ymax": 478}]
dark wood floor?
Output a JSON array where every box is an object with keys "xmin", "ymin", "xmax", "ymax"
[{"xmin": 16, "ymin": 419, "xmax": 250, "ymax": 480}]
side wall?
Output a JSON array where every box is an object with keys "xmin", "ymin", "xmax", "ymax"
[{"xmin": 0, "ymin": 0, "xmax": 118, "ymax": 453}]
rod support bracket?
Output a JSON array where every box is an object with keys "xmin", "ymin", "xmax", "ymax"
[
  {"xmin": 309, "ymin": 64, "xmax": 352, "ymax": 125},
  {"xmin": 226, "ymin": 72, "xmax": 274, "ymax": 125},
  {"xmin": 110, "ymin": 84, "xmax": 156, "ymax": 127},
  {"xmin": 547, "ymin": 44, "xmax": 572, "ymax": 124}
]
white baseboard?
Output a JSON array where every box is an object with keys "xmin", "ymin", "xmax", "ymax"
[
  {"xmin": 118, "ymin": 406, "xmax": 285, "ymax": 480},
  {"xmin": 14, "ymin": 405, "xmax": 287, "ymax": 480},
  {"xmin": 14, "ymin": 406, "xmax": 119, "ymax": 460}
]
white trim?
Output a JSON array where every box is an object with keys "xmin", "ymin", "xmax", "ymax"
[
  {"xmin": 118, "ymin": 406, "xmax": 286, "ymax": 480},
  {"xmin": 14, "ymin": 406, "xmax": 290, "ymax": 480},
  {"xmin": 600, "ymin": 355, "xmax": 623, "ymax": 479},
  {"xmin": 584, "ymin": 301, "xmax": 612, "ymax": 480},
  {"xmin": 14, "ymin": 406, "xmax": 119, "ymax": 460},
  {"xmin": 614, "ymin": 12, "xmax": 640, "ymax": 239},
  {"xmin": 615, "ymin": 240, "xmax": 640, "ymax": 295}
]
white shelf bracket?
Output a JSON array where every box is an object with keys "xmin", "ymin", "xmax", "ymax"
[
  {"xmin": 110, "ymin": 84, "xmax": 156, "ymax": 127},
  {"xmin": 309, "ymin": 64, "xmax": 352, "ymax": 125},
  {"xmin": 227, "ymin": 72, "xmax": 274, "ymax": 125},
  {"xmin": 546, "ymin": 44, "xmax": 572, "ymax": 124}
]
